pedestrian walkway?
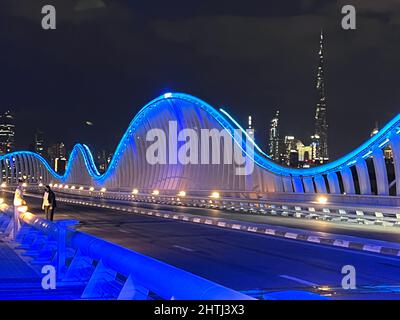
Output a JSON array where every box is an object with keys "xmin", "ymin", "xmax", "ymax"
[{"xmin": 0, "ymin": 235, "xmax": 84, "ymax": 300}]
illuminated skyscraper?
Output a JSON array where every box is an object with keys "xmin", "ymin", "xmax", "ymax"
[
  {"xmin": 0, "ymin": 111, "xmax": 15, "ymax": 155},
  {"xmin": 34, "ymin": 129, "xmax": 45, "ymax": 156},
  {"xmin": 314, "ymin": 29, "xmax": 329, "ymax": 162},
  {"xmin": 247, "ymin": 115, "xmax": 254, "ymax": 140},
  {"xmin": 268, "ymin": 110, "xmax": 280, "ymax": 162},
  {"xmin": 48, "ymin": 142, "xmax": 67, "ymax": 173}
]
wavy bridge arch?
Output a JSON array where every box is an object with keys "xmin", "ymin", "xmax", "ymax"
[{"xmin": 1, "ymin": 93, "xmax": 400, "ymax": 197}]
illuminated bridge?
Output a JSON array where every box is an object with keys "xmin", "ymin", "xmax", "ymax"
[
  {"xmin": 1, "ymin": 93, "xmax": 400, "ymax": 300},
  {"xmin": 0, "ymin": 93, "xmax": 399, "ymax": 203}
]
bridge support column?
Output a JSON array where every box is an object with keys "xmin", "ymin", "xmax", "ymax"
[
  {"xmin": 27, "ymin": 155, "xmax": 35, "ymax": 182},
  {"xmin": 355, "ymin": 160, "xmax": 372, "ymax": 195},
  {"xmin": 303, "ymin": 177, "xmax": 315, "ymax": 193},
  {"xmin": 340, "ymin": 167, "xmax": 355, "ymax": 194},
  {"xmin": 22, "ymin": 154, "xmax": 29, "ymax": 181},
  {"xmin": 16, "ymin": 155, "xmax": 22, "ymax": 182},
  {"xmin": 390, "ymin": 133, "xmax": 400, "ymax": 196},
  {"xmin": 4, "ymin": 158, "xmax": 9, "ymax": 184},
  {"xmin": 372, "ymin": 148, "xmax": 389, "ymax": 196},
  {"xmin": 292, "ymin": 176, "xmax": 304, "ymax": 193},
  {"xmin": 282, "ymin": 176, "xmax": 293, "ymax": 193},
  {"xmin": 327, "ymin": 172, "xmax": 340, "ymax": 194},
  {"xmin": 274, "ymin": 176, "xmax": 284, "ymax": 193},
  {"xmin": 10, "ymin": 157, "xmax": 16, "ymax": 184},
  {"xmin": 314, "ymin": 175, "xmax": 327, "ymax": 193}
]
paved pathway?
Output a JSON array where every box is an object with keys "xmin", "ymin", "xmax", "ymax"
[{"xmin": 0, "ymin": 235, "xmax": 84, "ymax": 300}]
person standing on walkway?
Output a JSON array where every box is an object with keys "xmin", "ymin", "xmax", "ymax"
[
  {"xmin": 13, "ymin": 184, "xmax": 25, "ymax": 207},
  {"xmin": 12, "ymin": 184, "xmax": 26, "ymax": 239},
  {"xmin": 42, "ymin": 185, "xmax": 57, "ymax": 221}
]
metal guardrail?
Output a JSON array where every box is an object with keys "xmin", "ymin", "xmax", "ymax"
[
  {"xmin": 49, "ymin": 187, "xmax": 400, "ymax": 227},
  {"xmin": 0, "ymin": 204, "xmax": 254, "ymax": 300}
]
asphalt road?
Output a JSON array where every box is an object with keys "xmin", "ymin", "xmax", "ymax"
[
  {"xmin": 54, "ymin": 191, "xmax": 400, "ymax": 243},
  {"xmin": 4, "ymin": 192, "xmax": 400, "ymax": 299}
]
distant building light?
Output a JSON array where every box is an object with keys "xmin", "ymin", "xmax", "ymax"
[
  {"xmin": 132, "ymin": 188, "xmax": 139, "ymax": 194},
  {"xmin": 152, "ymin": 190, "xmax": 160, "ymax": 196}
]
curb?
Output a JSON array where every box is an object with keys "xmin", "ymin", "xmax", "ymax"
[{"xmin": 53, "ymin": 197, "xmax": 400, "ymax": 258}]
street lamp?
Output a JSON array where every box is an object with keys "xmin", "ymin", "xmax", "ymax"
[
  {"xmin": 210, "ymin": 192, "xmax": 220, "ymax": 199},
  {"xmin": 317, "ymin": 196, "xmax": 328, "ymax": 204},
  {"xmin": 178, "ymin": 191, "xmax": 186, "ymax": 197}
]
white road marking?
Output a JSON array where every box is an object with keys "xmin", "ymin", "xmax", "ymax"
[
  {"xmin": 173, "ymin": 245, "xmax": 194, "ymax": 252},
  {"xmin": 279, "ymin": 275, "xmax": 318, "ymax": 287},
  {"xmin": 333, "ymin": 240, "xmax": 349, "ymax": 248},
  {"xmin": 284, "ymin": 232, "xmax": 298, "ymax": 239},
  {"xmin": 307, "ymin": 236, "xmax": 321, "ymax": 243},
  {"xmin": 363, "ymin": 245, "xmax": 381, "ymax": 253}
]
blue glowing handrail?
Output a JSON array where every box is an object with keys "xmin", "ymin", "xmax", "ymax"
[{"xmin": 4, "ymin": 93, "xmax": 400, "ymax": 182}]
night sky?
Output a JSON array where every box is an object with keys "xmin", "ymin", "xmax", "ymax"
[{"xmin": 0, "ymin": 0, "xmax": 400, "ymax": 160}]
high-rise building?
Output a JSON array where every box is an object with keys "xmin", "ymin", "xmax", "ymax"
[
  {"xmin": 97, "ymin": 150, "xmax": 112, "ymax": 173},
  {"xmin": 268, "ymin": 110, "xmax": 281, "ymax": 162},
  {"xmin": 313, "ymin": 29, "xmax": 329, "ymax": 162},
  {"xmin": 48, "ymin": 142, "xmax": 67, "ymax": 173},
  {"xmin": 247, "ymin": 115, "xmax": 255, "ymax": 140},
  {"xmin": 283, "ymin": 136, "xmax": 301, "ymax": 166},
  {"xmin": 282, "ymin": 135, "xmax": 313, "ymax": 168},
  {"xmin": 371, "ymin": 122, "xmax": 379, "ymax": 137},
  {"xmin": 34, "ymin": 129, "xmax": 45, "ymax": 156},
  {"xmin": 0, "ymin": 111, "xmax": 15, "ymax": 155}
]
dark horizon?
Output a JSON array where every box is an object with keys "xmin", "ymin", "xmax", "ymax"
[{"xmin": 1, "ymin": 0, "xmax": 400, "ymax": 160}]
